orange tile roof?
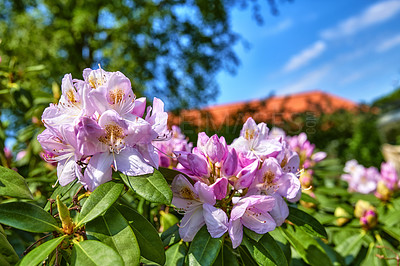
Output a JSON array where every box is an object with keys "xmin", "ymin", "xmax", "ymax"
[{"xmin": 169, "ymin": 90, "xmax": 358, "ymax": 129}]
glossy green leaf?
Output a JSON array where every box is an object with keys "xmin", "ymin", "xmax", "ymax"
[
  {"xmin": 213, "ymin": 242, "xmax": 239, "ymax": 266},
  {"xmin": 0, "ymin": 231, "xmax": 19, "ymax": 265},
  {"xmin": 260, "ymin": 233, "xmax": 288, "ymax": 266},
  {"xmin": 161, "ymin": 224, "xmax": 181, "ymax": 247},
  {"xmin": 242, "ymin": 235, "xmax": 275, "ymax": 266},
  {"xmin": 44, "ymin": 180, "xmax": 81, "ymax": 212},
  {"xmin": 238, "ymin": 246, "xmax": 258, "ymax": 266},
  {"xmin": 158, "ymin": 167, "xmax": 187, "ymax": 184},
  {"xmin": 269, "ymin": 229, "xmax": 291, "ymax": 265},
  {"xmin": 316, "ymin": 239, "xmax": 345, "ymax": 266},
  {"xmin": 77, "ymin": 182, "xmax": 123, "ymax": 226},
  {"xmin": 279, "ymin": 226, "xmax": 333, "ymax": 266},
  {"xmin": 115, "ymin": 204, "xmax": 165, "ymax": 265},
  {"xmin": 71, "ymin": 240, "xmax": 124, "ymax": 266},
  {"xmin": 165, "ymin": 242, "xmax": 187, "ymax": 266},
  {"xmin": 20, "ymin": 236, "xmax": 67, "ymax": 266},
  {"xmin": 335, "ymin": 233, "xmax": 365, "ymax": 257},
  {"xmin": 287, "ymin": 206, "xmax": 327, "ymax": 238},
  {"xmin": 0, "ymin": 165, "xmax": 33, "ymax": 199},
  {"xmin": 120, "ymin": 169, "xmax": 172, "ymax": 204},
  {"xmin": 0, "ymin": 202, "xmax": 60, "ymax": 233},
  {"xmin": 187, "ymin": 226, "xmax": 223, "ymax": 265},
  {"xmin": 86, "ymin": 206, "xmax": 140, "ymax": 266},
  {"xmin": 243, "ymin": 227, "xmax": 263, "ymax": 242}
]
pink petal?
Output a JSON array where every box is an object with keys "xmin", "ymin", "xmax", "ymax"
[
  {"xmin": 194, "ymin": 182, "xmax": 216, "ymax": 205},
  {"xmin": 228, "ymin": 219, "xmax": 243, "ymax": 249},
  {"xmin": 203, "ymin": 204, "xmax": 228, "ymax": 238},
  {"xmin": 57, "ymin": 158, "xmax": 77, "ymax": 186},
  {"xmin": 179, "ymin": 207, "xmax": 205, "ymax": 242},
  {"xmin": 241, "ymin": 211, "xmax": 276, "ymax": 235},
  {"xmin": 116, "ymin": 147, "xmax": 154, "ymax": 176},
  {"xmin": 84, "ymin": 152, "xmax": 113, "ymax": 191}
]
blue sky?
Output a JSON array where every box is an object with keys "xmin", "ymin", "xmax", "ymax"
[{"xmin": 215, "ymin": 0, "xmax": 400, "ymax": 106}]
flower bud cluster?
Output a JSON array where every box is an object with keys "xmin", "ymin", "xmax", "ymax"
[
  {"xmin": 354, "ymin": 200, "xmax": 378, "ymax": 230},
  {"xmin": 287, "ymin": 132, "xmax": 326, "ymax": 188},
  {"xmin": 341, "ymin": 160, "xmax": 399, "ymax": 200},
  {"xmin": 38, "ymin": 67, "xmax": 168, "ymax": 191},
  {"xmin": 171, "ymin": 117, "xmax": 302, "ymax": 248},
  {"xmin": 154, "ymin": 125, "xmax": 193, "ymax": 168}
]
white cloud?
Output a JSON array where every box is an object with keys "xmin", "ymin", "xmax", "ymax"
[
  {"xmin": 283, "ymin": 41, "xmax": 326, "ymax": 72},
  {"xmin": 339, "ymin": 71, "xmax": 365, "ymax": 85},
  {"xmin": 376, "ymin": 34, "xmax": 400, "ymax": 52},
  {"xmin": 279, "ymin": 66, "xmax": 331, "ymax": 95},
  {"xmin": 321, "ymin": 0, "xmax": 400, "ymax": 39}
]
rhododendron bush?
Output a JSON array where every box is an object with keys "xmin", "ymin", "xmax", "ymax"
[{"xmin": 0, "ymin": 67, "xmax": 399, "ymax": 265}]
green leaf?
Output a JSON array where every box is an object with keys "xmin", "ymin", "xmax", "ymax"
[
  {"xmin": 242, "ymin": 235, "xmax": 275, "ymax": 266},
  {"xmin": 77, "ymin": 182, "xmax": 123, "ymax": 226},
  {"xmin": 0, "ymin": 165, "xmax": 33, "ymax": 199},
  {"xmin": 0, "ymin": 231, "xmax": 19, "ymax": 265},
  {"xmin": 316, "ymin": 239, "xmax": 346, "ymax": 266},
  {"xmin": 335, "ymin": 233, "xmax": 365, "ymax": 257},
  {"xmin": 115, "ymin": 204, "xmax": 165, "ymax": 265},
  {"xmin": 161, "ymin": 224, "xmax": 181, "ymax": 247},
  {"xmin": 260, "ymin": 233, "xmax": 288, "ymax": 266},
  {"xmin": 243, "ymin": 227, "xmax": 263, "ymax": 242},
  {"xmin": 238, "ymin": 246, "xmax": 258, "ymax": 266},
  {"xmin": 71, "ymin": 240, "xmax": 124, "ymax": 266},
  {"xmin": 44, "ymin": 180, "xmax": 81, "ymax": 212},
  {"xmin": 279, "ymin": 226, "xmax": 333, "ymax": 266},
  {"xmin": 187, "ymin": 226, "xmax": 223, "ymax": 266},
  {"xmin": 300, "ymin": 193, "xmax": 319, "ymax": 205},
  {"xmin": 86, "ymin": 206, "xmax": 140, "ymax": 266},
  {"xmin": 287, "ymin": 206, "xmax": 327, "ymax": 238},
  {"xmin": 0, "ymin": 202, "xmax": 60, "ymax": 233},
  {"xmin": 213, "ymin": 242, "xmax": 239, "ymax": 266},
  {"xmin": 165, "ymin": 242, "xmax": 187, "ymax": 266},
  {"xmin": 20, "ymin": 236, "xmax": 67, "ymax": 266},
  {"xmin": 158, "ymin": 167, "xmax": 187, "ymax": 184},
  {"xmin": 120, "ymin": 169, "xmax": 172, "ymax": 204}
]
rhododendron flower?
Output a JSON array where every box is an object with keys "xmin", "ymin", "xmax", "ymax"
[
  {"xmin": 380, "ymin": 162, "xmax": 398, "ymax": 190},
  {"xmin": 231, "ymin": 117, "xmax": 282, "ymax": 160},
  {"xmin": 171, "ymin": 175, "xmax": 228, "ymax": 241},
  {"xmin": 229, "ymin": 195, "xmax": 276, "ymax": 248},
  {"xmin": 38, "ymin": 67, "xmax": 169, "ymax": 191},
  {"xmin": 249, "ymin": 157, "xmax": 301, "ymax": 202},
  {"xmin": 153, "ymin": 125, "xmax": 192, "ymax": 168}
]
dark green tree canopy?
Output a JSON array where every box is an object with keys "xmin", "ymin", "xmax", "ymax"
[{"xmin": 0, "ymin": 0, "xmax": 287, "ymax": 111}]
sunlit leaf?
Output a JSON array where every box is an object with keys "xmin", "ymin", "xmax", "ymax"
[
  {"xmin": 115, "ymin": 204, "xmax": 165, "ymax": 265},
  {"xmin": 77, "ymin": 182, "xmax": 123, "ymax": 226},
  {"xmin": 187, "ymin": 226, "xmax": 222, "ymax": 265},
  {"xmin": 71, "ymin": 240, "xmax": 124, "ymax": 265},
  {"xmin": 120, "ymin": 169, "xmax": 172, "ymax": 204},
  {"xmin": 165, "ymin": 242, "xmax": 187, "ymax": 266},
  {"xmin": 0, "ymin": 166, "xmax": 33, "ymax": 199},
  {"xmin": 0, "ymin": 202, "xmax": 60, "ymax": 233},
  {"xmin": 86, "ymin": 207, "xmax": 140, "ymax": 266},
  {"xmin": 20, "ymin": 236, "xmax": 67, "ymax": 266},
  {"xmin": 287, "ymin": 206, "xmax": 327, "ymax": 238}
]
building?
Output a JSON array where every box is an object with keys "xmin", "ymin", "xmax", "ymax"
[{"xmin": 169, "ymin": 90, "xmax": 358, "ymax": 131}]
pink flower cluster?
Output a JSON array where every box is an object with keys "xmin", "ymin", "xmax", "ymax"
[
  {"xmin": 154, "ymin": 125, "xmax": 193, "ymax": 168},
  {"xmin": 171, "ymin": 117, "xmax": 302, "ymax": 248},
  {"xmin": 341, "ymin": 160, "xmax": 399, "ymax": 198},
  {"xmin": 38, "ymin": 67, "xmax": 168, "ymax": 191},
  {"xmin": 287, "ymin": 132, "xmax": 326, "ymax": 188}
]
